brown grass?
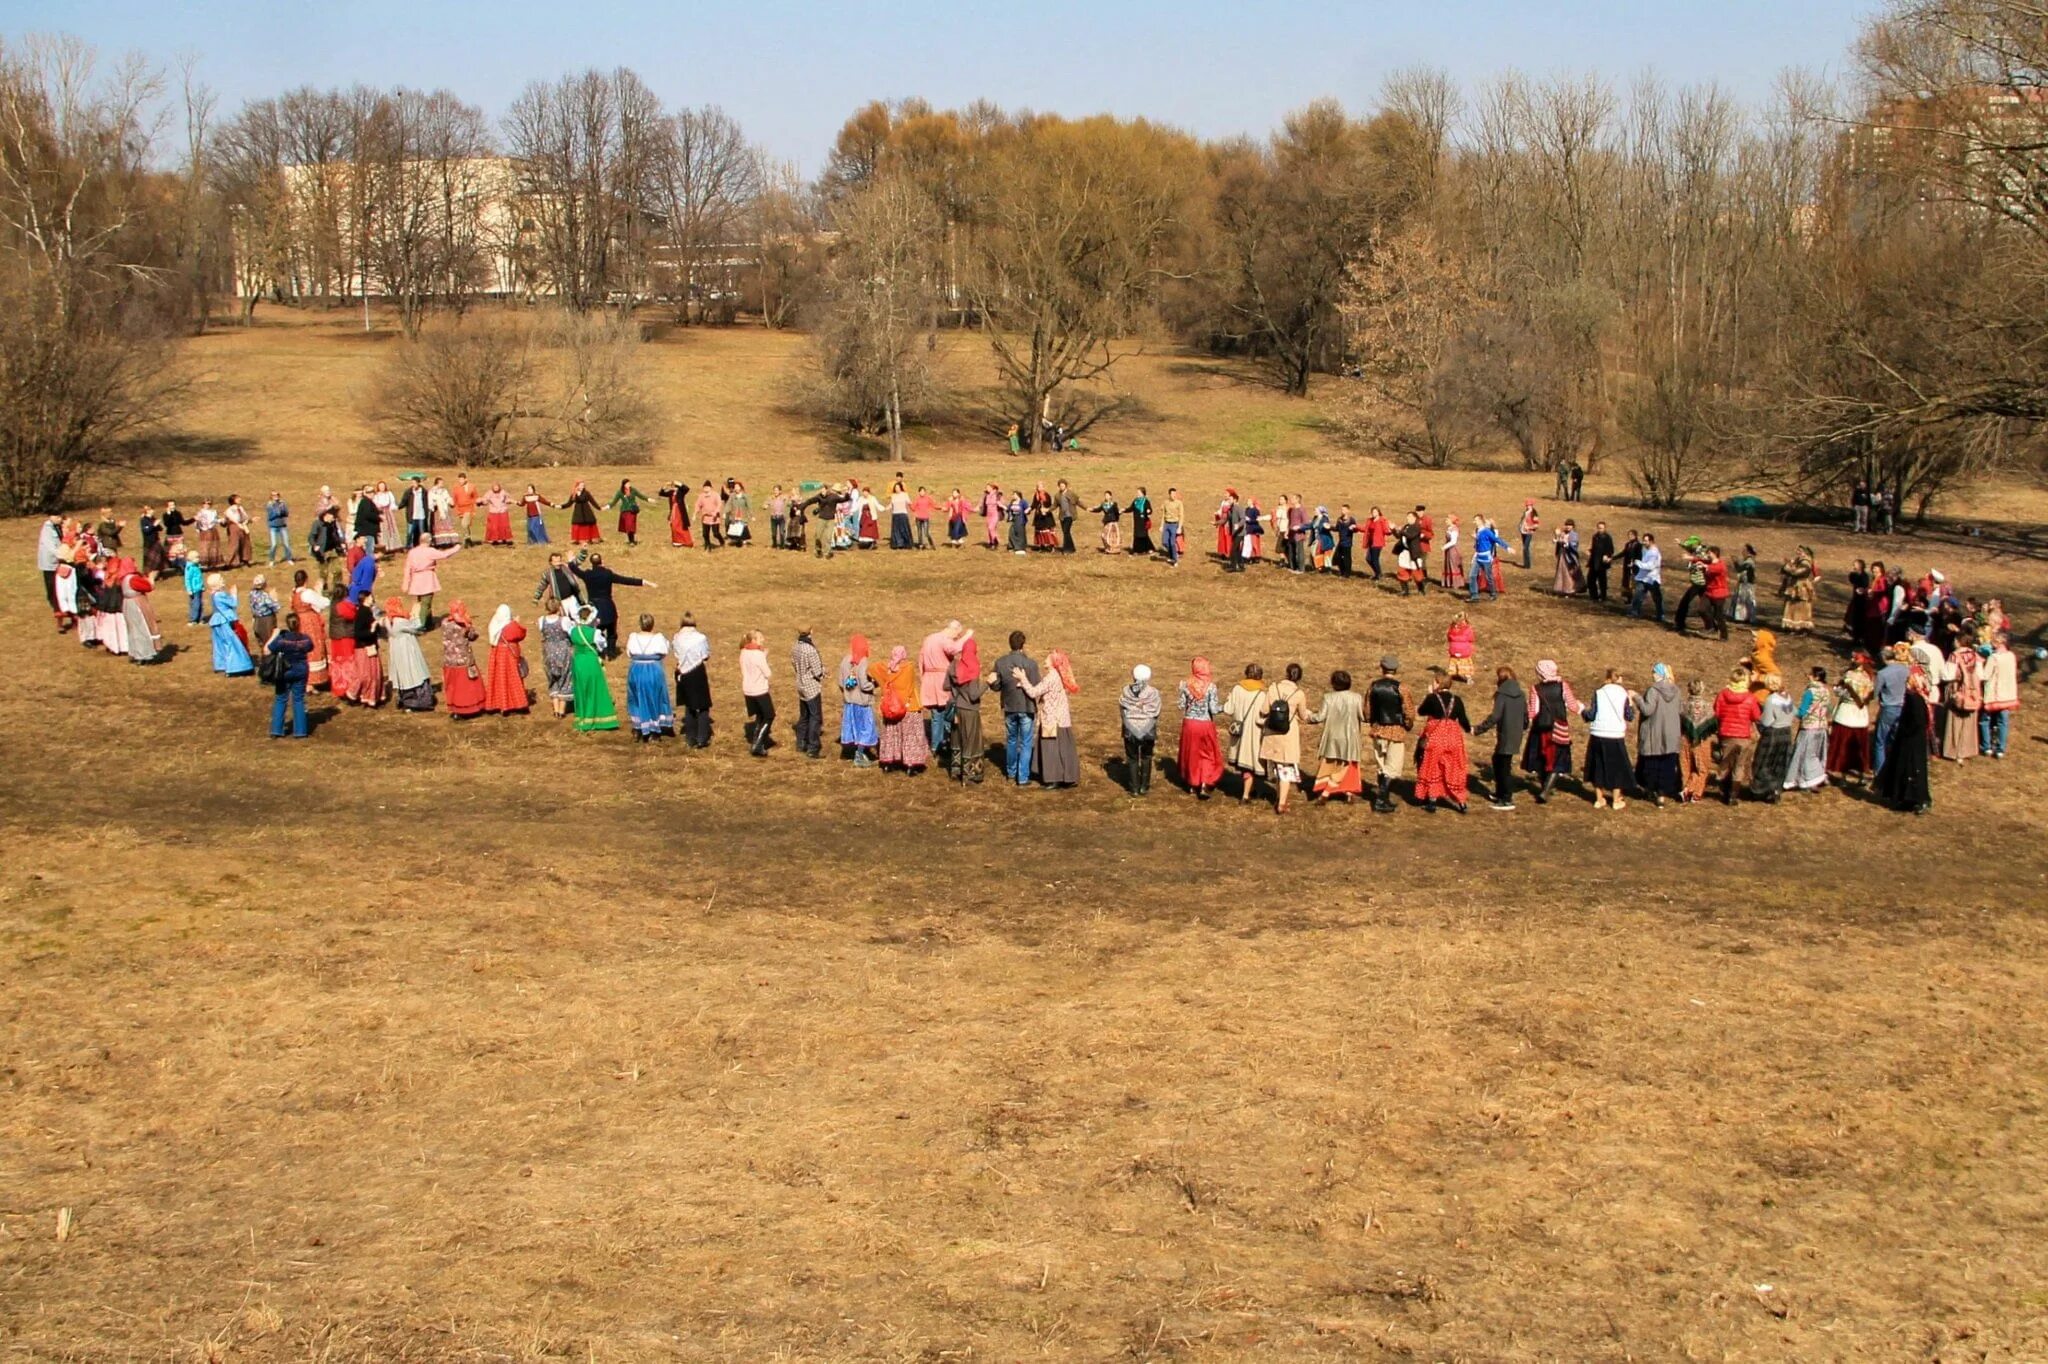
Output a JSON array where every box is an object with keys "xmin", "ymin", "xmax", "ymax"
[{"xmin": 3, "ymin": 307, "xmax": 2046, "ymax": 1360}]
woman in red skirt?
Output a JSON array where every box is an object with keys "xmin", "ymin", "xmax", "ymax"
[
  {"xmin": 482, "ymin": 604, "xmax": 531, "ymax": 714},
  {"xmin": 440, "ymin": 601, "xmax": 487, "ymax": 718},
  {"xmin": 607, "ymin": 479, "xmax": 643, "ymax": 546},
  {"xmin": 1175, "ymin": 657, "xmax": 1226, "ymax": 798},
  {"xmin": 565, "ymin": 480, "xmax": 601, "ymax": 545},
  {"xmin": 482, "ymin": 483, "xmax": 515, "ymax": 545},
  {"xmin": 1413, "ymin": 667, "xmax": 1472, "ymax": 812}
]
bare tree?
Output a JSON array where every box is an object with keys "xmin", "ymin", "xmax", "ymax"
[
  {"xmin": 1337, "ymin": 225, "xmax": 1486, "ymax": 466},
  {"xmin": 362, "ymin": 88, "xmax": 492, "ymax": 335}
]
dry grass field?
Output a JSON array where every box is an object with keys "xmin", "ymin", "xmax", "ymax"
[{"xmin": 3, "ymin": 310, "xmax": 2047, "ymax": 1361}]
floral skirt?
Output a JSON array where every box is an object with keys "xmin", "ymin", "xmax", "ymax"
[{"xmin": 879, "ymin": 714, "xmax": 931, "ymax": 768}]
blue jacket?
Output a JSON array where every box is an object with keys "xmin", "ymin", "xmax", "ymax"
[
  {"xmin": 184, "ymin": 560, "xmax": 204, "ymax": 594},
  {"xmin": 266, "ymin": 498, "xmax": 289, "ymax": 529}
]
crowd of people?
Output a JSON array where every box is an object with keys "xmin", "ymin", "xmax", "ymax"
[{"xmin": 34, "ymin": 462, "xmax": 2025, "ymax": 819}]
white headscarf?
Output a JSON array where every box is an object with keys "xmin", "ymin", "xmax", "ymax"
[
  {"xmin": 1132, "ymin": 664, "xmax": 1152, "ymax": 686},
  {"xmin": 487, "ymin": 604, "xmax": 512, "ymax": 646}
]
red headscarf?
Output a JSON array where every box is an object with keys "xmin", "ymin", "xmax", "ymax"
[
  {"xmin": 336, "ymin": 599, "xmax": 359, "ymax": 621},
  {"xmin": 954, "ymin": 635, "xmax": 981, "ymax": 686},
  {"xmin": 1049, "ymin": 649, "xmax": 1079, "ymax": 695},
  {"xmin": 384, "ymin": 597, "xmax": 408, "ymax": 620},
  {"xmin": 1184, "ymin": 655, "xmax": 1213, "ymax": 699},
  {"xmin": 848, "ymin": 633, "xmax": 869, "ymax": 665},
  {"xmin": 446, "ymin": 600, "xmax": 472, "ymax": 627}
]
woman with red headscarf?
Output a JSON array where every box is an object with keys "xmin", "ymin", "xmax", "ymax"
[
  {"xmin": 1176, "ymin": 657, "xmax": 1225, "ymax": 797},
  {"xmin": 1018, "ymin": 649, "xmax": 1082, "ymax": 788},
  {"xmin": 874, "ymin": 645, "xmax": 929, "ymax": 772},
  {"xmin": 385, "ymin": 595, "xmax": 435, "ymax": 711},
  {"xmin": 946, "ymin": 633, "xmax": 986, "ymax": 782},
  {"xmin": 441, "ymin": 601, "xmax": 487, "ymax": 718},
  {"xmin": 483, "ymin": 604, "xmax": 530, "ymax": 715},
  {"xmin": 839, "ymin": 634, "xmax": 879, "ymax": 764}
]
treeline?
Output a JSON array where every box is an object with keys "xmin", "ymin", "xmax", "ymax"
[{"xmin": 4, "ymin": 2, "xmax": 2048, "ymax": 515}]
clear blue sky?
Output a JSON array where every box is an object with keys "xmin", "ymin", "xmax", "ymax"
[{"xmin": 7, "ymin": 0, "xmax": 1877, "ymax": 172}]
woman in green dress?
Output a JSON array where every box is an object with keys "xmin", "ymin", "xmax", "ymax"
[{"xmin": 570, "ymin": 605, "xmax": 620, "ymax": 732}]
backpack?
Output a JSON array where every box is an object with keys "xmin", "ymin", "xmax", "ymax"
[
  {"xmin": 1262, "ymin": 692, "xmax": 1291, "ymax": 734},
  {"xmin": 257, "ymin": 650, "xmax": 284, "ymax": 686},
  {"xmin": 879, "ymin": 689, "xmax": 907, "ymax": 722}
]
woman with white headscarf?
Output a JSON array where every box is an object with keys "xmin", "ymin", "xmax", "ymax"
[
  {"xmin": 1118, "ymin": 664, "xmax": 1162, "ymax": 795},
  {"xmin": 483, "ymin": 604, "xmax": 530, "ymax": 715}
]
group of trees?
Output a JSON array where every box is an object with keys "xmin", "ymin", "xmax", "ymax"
[{"xmin": 9, "ymin": 1, "xmax": 2048, "ymax": 512}]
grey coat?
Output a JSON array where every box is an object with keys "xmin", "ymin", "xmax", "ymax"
[
  {"xmin": 1637, "ymin": 679, "xmax": 1682, "ymax": 757},
  {"xmin": 1305, "ymin": 689, "xmax": 1365, "ymax": 763}
]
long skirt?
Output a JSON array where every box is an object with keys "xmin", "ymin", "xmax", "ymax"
[
  {"xmin": 97, "ymin": 610, "xmax": 129, "ymax": 655},
  {"xmin": 619, "ymin": 510, "xmax": 639, "ymax": 538},
  {"xmin": 879, "ymin": 713, "xmax": 932, "ymax": 768},
  {"xmin": 1826, "ymin": 723, "xmax": 1872, "ymax": 778},
  {"xmin": 1176, "ymin": 718, "xmax": 1226, "ymax": 789},
  {"xmin": 1748, "ymin": 726, "xmax": 1795, "ymax": 797},
  {"xmin": 570, "ymin": 520, "xmax": 599, "ymax": 545},
  {"xmin": 1782, "ymin": 598, "xmax": 1814, "ymax": 631},
  {"xmin": 669, "ymin": 505, "xmax": 691, "ymax": 547},
  {"xmin": 1312, "ymin": 761, "xmax": 1364, "ymax": 798},
  {"xmin": 1584, "ymin": 736, "xmax": 1638, "ymax": 792},
  {"xmin": 486, "ymin": 511, "xmax": 514, "ymax": 544},
  {"xmin": 444, "ymin": 664, "xmax": 487, "ymax": 718},
  {"xmin": 1680, "ymin": 737, "xmax": 1714, "ymax": 799},
  {"xmin": 1441, "ymin": 546, "xmax": 1465, "ymax": 590},
  {"xmin": 197, "ymin": 526, "xmax": 222, "ymax": 568},
  {"xmin": 123, "ymin": 601, "xmax": 161, "ymax": 663},
  {"xmin": 841, "ymin": 702, "xmax": 879, "ymax": 748},
  {"xmin": 343, "ymin": 649, "xmax": 384, "ymax": 705},
  {"xmin": 626, "ymin": 657, "xmax": 674, "ymax": 736},
  {"xmin": 396, "ymin": 679, "xmax": 435, "ymax": 711},
  {"xmin": 1942, "ymin": 706, "xmax": 1980, "ymax": 761},
  {"xmin": 1035, "ymin": 725, "xmax": 1080, "ymax": 785},
  {"xmin": 1786, "ymin": 728, "xmax": 1830, "ymax": 789},
  {"xmin": 484, "ymin": 643, "xmax": 529, "ymax": 714},
  {"xmin": 1521, "ymin": 727, "xmax": 1571, "ymax": 776},
  {"xmin": 570, "ymin": 654, "xmax": 618, "ymax": 731},
  {"xmin": 1131, "ymin": 517, "xmax": 1154, "ymax": 555},
  {"xmin": 210, "ymin": 620, "xmax": 252, "ymax": 675},
  {"xmin": 1216, "ymin": 524, "xmax": 1232, "ymax": 558},
  {"xmin": 1635, "ymin": 751, "xmax": 1682, "ymax": 799},
  {"xmin": 1414, "ymin": 718, "xmax": 1469, "ymax": 801}
]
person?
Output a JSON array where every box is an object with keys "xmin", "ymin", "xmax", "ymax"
[
  {"xmin": 1412, "ymin": 668, "xmax": 1473, "ymax": 813},
  {"xmin": 1468, "ymin": 516, "xmax": 1505, "ymax": 600},
  {"xmin": 1256, "ymin": 662, "xmax": 1307, "ymax": 813},
  {"xmin": 522, "ymin": 486, "xmax": 554, "ymax": 545},
  {"xmin": 1030, "ymin": 484, "xmax": 1057, "ymax": 552},
  {"xmin": 993, "ymin": 631, "xmax": 1039, "ymax": 786},
  {"xmin": 1440, "ymin": 514, "xmax": 1464, "ymax": 590},
  {"xmin": 1521, "ymin": 661, "xmax": 1578, "ymax": 804},
  {"xmin": 1980, "ymin": 633, "xmax": 2018, "ymax": 759},
  {"xmin": 1016, "ymin": 649, "xmax": 1077, "ymax": 788},
  {"xmin": 604, "ymin": 480, "xmax": 644, "ymax": 546},
  {"xmin": 1582, "ymin": 668, "xmax": 1640, "ymax": 810},
  {"xmin": 1222, "ymin": 663, "xmax": 1270, "ymax": 803},
  {"xmin": 1731, "ymin": 545, "xmax": 1758, "ymax": 625},
  {"xmin": 945, "ymin": 634, "xmax": 986, "ymax": 783},
  {"xmin": 1300, "ymin": 670, "xmax": 1363, "ymax": 803},
  {"xmin": 439, "ymin": 602, "xmax": 486, "ymax": 719},
  {"xmin": 1472, "ymin": 666, "xmax": 1528, "ymax": 810},
  {"xmin": 289, "ymin": 572, "xmax": 330, "ymax": 691},
  {"xmin": 1117, "ymin": 665, "xmax": 1161, "ymax": 795},
  {"xmin": 1627, "ymin": 533, "xmax": 1665, "ymax": 622},
  {"xmin": 1585, "ymin": 522, "xmax": 1614, "ymax": 603},
  {"xmin": 561, "ymin": 481, "xmax": 600, "ymax": 546},
  {"xmin": 1174, "ymin": 657, "xmax": 1226, "ymax": 799},
  {"xmin": 248, "ymin": 574, "xmax": 280, "ymax": 651},
  {"xmin": 223, "ymin": 494, "xmax": 254, "ymax": 567},
  {"xmin": 345, "ymin": 535, "xmax": 378, "ymax": 608},
  {"xmin": 565, "ymin": 606, "xmax": 618, "ymax": 733},
  {"xmin": 336, "ymin": 600, "xmax": 387, "ymax": 707},
  {"xmin": 1233, "ymin": 497, "xmax": 1259, "ymax": 573},
  {"xmin": 839, "ymin": 634, "xmax": 880, "ymax": 766},
  {"xmin": 1669, "ymin": 539, "xmax": 1709, "ymax": 634},
  {"xmin": 918, "ymin": 622, "xmax": 972, "ymax": 757},
  {"xmin": 693, "ymin": 482, "xmax": 723, "ymax": 549},
  {"xmin": 533, "ymin": 552, "xmax": 580, "ymax": 615},
  {"xmin": 1711, "ymin": 668, "xmax": 1763, "ymax": 804},
  {"xmin": 1875, "ymin": 662, "xmax": 1934, "ymax": 813},
  {"xmin": 910, "ymin": 486, "xmax": 935, "ymax": 550},
  {"xmin": 1367, "ymin": 656, "xmax": 1414, "ymax": 813},
  {"xmin": 733, "ymin": 630, "xmax": 774, "ymax": 756},
  {"xmin": 402, "ymin": 539, "xmax": 460, "ymax": 625},
  {"xmin": 1056, "ymin": 481, "xmax": 1079, "ymax": 553},
  {"xmin": 344, "ymin": 489, "xmax": 377, "ymax": 557},
  {"xmin": 265, "ymin": 613, "xmax": 313, "ymax": 737},
  {"xmin": 120, "ymin": 569, "xmax": 163, "ymax": 665},
  {"xmin": 537, "ymin": 602, "xmax": 575, "ymax": 718},
  {"xmin": 768, "ymin": 486, "xmax": 791, "ymax": 549},
  {"xmin": 1394, "ymin": 514, "xmax": 1427, "ymax": 596},
  {"xmin": 1129, "ymin": 487, "xmax": 1154, "ymax": 557},
  {"xmin": 786, "ymin": 627, "xmax": 827, "ymax": 759},
  {"xmin": 428, "ymin": 478, "xmax": 456, "ymax": 546},
  {"xmin": 1779, "ymin": 546, "xmax": 1817, "ymax": 632},
  {"xmin": 184, "ymin": 547, "xmax": 207, "ymax": 625},
  {"xmin": 1160, "ymin": 487, "xmax": 1184, "ymax": 567},
  {"xmin": 89, "ymin": 559, "xmax": 128, "ymax": 657},
  {"xmin": 1518, "ymin": 501, "xmax": 1540, "ymax": 570},
  {"xmin": 1826, "ymin": 654, "xmax": 1877, "ymax": 783},
  {"xmin": 1445, "ymin": 612, "xmax": 1476, "ymax": 683},
  {"xmin": 672, "ymin": 614, "xmax": 713, "ymax": 748},
  {"xmin": 1784, "ymin": 666, "xmax": 1833, "ymax": 792},
  {"xmin": 483, "ymin": 606, "xmax": 530, "ymax": 716},
  {"xmin": 871, "ymin": 645, "xmax": 926, "ymax": 770},
  {"xmin": 1633, "ymin": 663, "xmax": 1682, "ymax": 806},
  {"xmin": 945, "ymin": 489, "xmax": 969, "ymax": 549},
  {"xmin": 450, "ymin": 474, "xmax": 478, "ymax": 546},
  {"xmin": 571, "ymin": 555, "xmax": 653, "ymax": 659},
  {"xmin": 37, "ymin": 513, "xmax": 65, "ymax": 627},
  {"xmin": 264, "ymin": 491, "xmax": 293, "ymax": 564},
  {"xmin": 1675, "ymin": 680, "xmax": 1717, "ymax": 803},
  {"xmin": 384, "ymin": 596, "xmax": 435, "ymax": 712},
  {"xmin": 399, "ymin": 478, "xmax": 428, "ymax": 548},
  {"xmin": 1872, "ymin": 645, "xmax": 1911, "ymax": 776},
  {"xmin": 1569, "ymin": 459, "xmax": 1585, "ymax": 502},
  {"xmin": 308, "ymin": 508, "xmax": 345, "ymax": 597},
  {"xmin": 888, "ymin": 481, "xmax": 913, "ymax": 550},
  {"xmin": 1554, "ymin": 460, "xmax": 1571, "ymax": 500},
  {"xmin": 1852, "ymin": 479, "xmax": 1871, "ymax": 534},
  {"xmin": 1363, "ymin": 506, "xmax": 1390, "ymax": 580},
  {"xmin": 207, "ymin": 575, "xmax": 254, "ymax": 677},
  {"xmin": 981, "ymin": 484, "xmax": 1004, "ymax": 549},
  {"xmin": 1097, "ymin": 490, "xmax": 1122, "ymax": 554},
  {"xmin": 1618, "ymin": 529, "xmax": 1642, "ymax": 597},
  {"xmin": 658, "ymin": 481, "xmax": 692, "ymax": 548}
]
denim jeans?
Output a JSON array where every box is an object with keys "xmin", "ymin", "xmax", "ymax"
[
  {"xmin": 1521, "ymin": 533, "xmax": 1533, "ymax": 568},
  {"xmin": 927, "ymin": 706, "xmax": 952, "ymax": 754},
  {"xmin": 1162, "ymin": 523, "xmax": 1181, "ymax": 564},
  {"xmin": 1628, "ymin": 582, "xmax": 1664, "ymax": 621},
  {"xmin": 270, "ymin": 679, "xmax": 307, "ymax": 737},
  {"xmin": 1004, "ymin": 713, "xmax": 1036, "ymax": 785},
  {"xmin": 1979, "ymin": 709, "xmax": 2010, "ymax": 756},
  {"xmin": 267, "ymin": 526, "xmax": 294, "ymax": 562},
  {"xmin": 188, "ymin": 591, "xmax": 204, "ymax": 623},
  {"xmin": 1872, "ymin": 703, "xmax": 1903, "ymax": 774}
]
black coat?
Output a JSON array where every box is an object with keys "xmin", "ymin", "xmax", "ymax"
[{"xmin": 1474, "ymin": 681, "xmax": 1529, "ymax": 755}]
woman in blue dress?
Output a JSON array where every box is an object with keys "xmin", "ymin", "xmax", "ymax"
[
  {"xmin": 838, "ymin": 633, "xmax": 880, "ymax": 766},
  {"xmin": 623, "ymin": 613, "xmax": 675, "ymax": 741},
  {"xmin": 207, "ymin": 574, "xmax": 254, "ymax": 676}
]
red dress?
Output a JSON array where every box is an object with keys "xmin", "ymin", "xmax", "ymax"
[
  {"xmin": 483, "ymin": 622, "xmax": 530, "ymax": 714},
  {"xmin": 668, "ymin": 494, "xmax": 692, "ymax": 547},
  {"xmin": 1414, "ymin": 715, "xmax": 1470, "ymax": 802},
  {"xmin": 442, "ymin": 620, "xmax": 487, "ymax": 717}
]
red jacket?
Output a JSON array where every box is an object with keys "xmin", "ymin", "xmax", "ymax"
[
  {"xmin": 1713, "ymin": 688, "xmax": 1761, "ymax": 740},
  {"xmin": 1704, "ymin": 559, "xmax": 1730, "ymax": 600}
]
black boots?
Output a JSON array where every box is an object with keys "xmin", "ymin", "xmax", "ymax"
[{"xmin": 1373, "ymin": 776, "xmax": 1396, "ymax": 813}]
